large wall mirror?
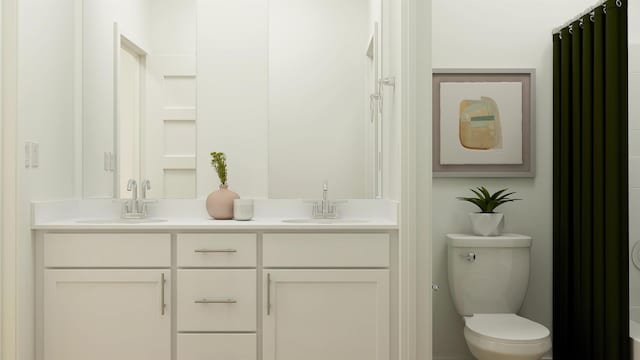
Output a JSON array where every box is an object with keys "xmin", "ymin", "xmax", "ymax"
[{"xmin": 82, "ymin": 0, "xmax": 385, "ymax": 200}]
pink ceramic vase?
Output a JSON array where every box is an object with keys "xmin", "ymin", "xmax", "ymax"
[{"xmin": 206, "ymin": 184, "xmax": 240, "ymax": 220}]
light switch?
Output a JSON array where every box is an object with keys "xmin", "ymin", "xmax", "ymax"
[
  {"xmin": 31, "ymin": 142, "xmax": 39, "ymax": 168},
  {"xmin": 109, "ymin": 152, "xmax": 116, "ymax": 172},
  {"xmin": 25, "ymin": 142, "xmax": 31, "ymax": 168}
]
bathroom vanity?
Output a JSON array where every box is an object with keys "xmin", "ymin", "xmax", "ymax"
[
  {"xmin": 28, "ymin": 0, "xmax": 402, "ymax": 357},
  {"xmin": 32, "ymin": 200, "xmax": 399, "ymax": 360}
]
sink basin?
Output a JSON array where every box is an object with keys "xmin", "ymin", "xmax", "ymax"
[
  {"xmin": 75, "ymin": 218, "xmax": 168, "ymax": 224},
  {"xmin": 281, "ymin": 218, "xmax": 369, "ymax": 224}
]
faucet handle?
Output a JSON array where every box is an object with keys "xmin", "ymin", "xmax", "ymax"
[{"xmin": 127, "ymin": 179, "xmax": 137, "ymax": 191}]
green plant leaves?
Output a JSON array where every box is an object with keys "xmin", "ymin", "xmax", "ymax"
[
  {"xmin": 456, "ymin": 187, "xmax": 521, "ymax": 213},
  {"xmin": 210, "ymin": 152, "xmax": 228, "ymax": 185}
]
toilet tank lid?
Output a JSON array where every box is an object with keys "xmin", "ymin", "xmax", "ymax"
[{"xmin": 447, "ymin": 234, "xmax": 532, "ymax": 248}]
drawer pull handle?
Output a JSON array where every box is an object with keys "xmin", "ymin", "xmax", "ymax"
[
  {"xmin": 194, "ymin": 249, "xmax": 237, "ymax": 253},
  {"xmin": 267, "ymin": 273, "xmax": 272, "ymax": 315},
  {"xmin": 194, "ymin": 298, "xmax": 237, "ymax": 304},
  {"xmin": 161, "ymin": 273, "xmax": 166, "ymax": 315}
]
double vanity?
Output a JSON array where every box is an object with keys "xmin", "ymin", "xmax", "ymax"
[{"xmin": 32, "ymin": 199, "xmax": 399, "ymax": 360}]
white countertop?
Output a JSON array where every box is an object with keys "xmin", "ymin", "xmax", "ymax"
[
  {"xmin": 33, "ymin": 218, "xmax": 397, "ymax": 231},
  {"xmin": 32, "ymin": 199, "xmax": 399, "ymax": 231}
]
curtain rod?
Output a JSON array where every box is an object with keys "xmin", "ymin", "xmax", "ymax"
[{"xmin": 552, "ymin": 0, "xmax": 622, "ymax": 35}]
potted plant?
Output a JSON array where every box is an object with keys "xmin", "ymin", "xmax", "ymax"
[
  {"xmin": 457, "ymin": 187, "xmax": 521, "ymax": 236},
  {"xmin": 206, "ymin": 152, "xmax": 239, "ymax": 220}
]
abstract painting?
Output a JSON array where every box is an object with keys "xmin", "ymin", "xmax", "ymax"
[
  {"xmin": 459, "ymin": 96, "xmax": 502, "ymax": 150},
  {"xmin": 433, "ymin": 70, "xmax": 535, "ymax": 177}
]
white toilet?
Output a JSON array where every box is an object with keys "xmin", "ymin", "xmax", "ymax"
[{"xmin": 447, "ymin": 234, "xmax": 551, "ymax": 360}]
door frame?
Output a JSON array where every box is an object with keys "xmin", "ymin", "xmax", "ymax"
[
  {"xmin": 2, "ymin": 0, "xmax": 19, "ymax": 358},
  {"xmin": 397, "ymin": 0, "xmax": 432, "ymax": 360},
  {"xmin": 113, "ymin": 22, "xmax": 148, "ymax": 198}
]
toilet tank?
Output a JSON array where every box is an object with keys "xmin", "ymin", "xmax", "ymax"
[{"xmin": 447, "ymin": 234, "xmax": 532, "ymax": 316}]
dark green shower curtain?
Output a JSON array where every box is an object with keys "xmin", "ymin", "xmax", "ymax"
[{"xmin": 553, "ymin": 0, "xmax": 628, "ymax": 359}]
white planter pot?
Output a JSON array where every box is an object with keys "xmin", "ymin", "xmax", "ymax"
[{"xmin": 469, "ymin": 213, "xmax": 504, "ymax": 236}]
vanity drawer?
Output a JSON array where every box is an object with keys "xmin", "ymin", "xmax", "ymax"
[
  {"xmin": 263, "ymin": 233, "xmax": 389, "ymax": 268},
  {"xmin": 177, "ymin": 234, "xmax": 257, "ymax": 267},
  {"xmin": 178, "ymin": 334, "xmax": 256, "ymax": 360},
  {"xmin": 177, "ymin": 270, "xmax": 256, "ymax": 331},
  {"xmin": 44, "ymin": 233, "xmax": 171, "ymax": 268}
]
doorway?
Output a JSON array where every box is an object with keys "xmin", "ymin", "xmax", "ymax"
[{"xmin": 116, "ymin": 36, "xmax": 146, "ymax": 198}]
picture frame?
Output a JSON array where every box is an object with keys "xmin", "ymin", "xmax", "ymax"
[{"xmin": 432, "ymin": 69, "xmax": 535, "ymax": 177}]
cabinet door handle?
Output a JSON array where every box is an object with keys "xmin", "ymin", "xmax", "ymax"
[
  {"xmin": 161, "ymin": 273, "xmax": 166, "ymax": 315},
  {"xmin": 194, "ymin": 298, "xmax": 237, "ymax": 304},
  {"xmin": 267, "ymin": 273, "xmax": 271, "ymax": 315},
  {"xmin": 194, "ymin": 249, "xmax": 237, "ymax": 253}
]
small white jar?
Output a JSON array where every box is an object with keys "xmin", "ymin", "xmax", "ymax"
[{"xmin": 233, "ymin": 199, "xmax": 254, "ymax": 221}]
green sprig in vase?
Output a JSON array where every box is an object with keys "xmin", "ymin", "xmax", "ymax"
[{"xmin": 206, "ymin": 152, "xmax": 239, "ymax": 220}]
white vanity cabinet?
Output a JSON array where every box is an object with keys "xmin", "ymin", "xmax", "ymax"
[
  {"xmin": 38, "ymin": 230, "xmax": 394, "ymax": 360},
  {"xmin": 41, "ymin": 233, "xmax": 172, "ymax": 360},
  {"xmin": 262, "ymin": 234, "xmax": 390, "ymax": 360}
]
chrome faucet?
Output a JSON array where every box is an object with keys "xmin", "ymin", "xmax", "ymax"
[
  {"xmin": 139, "ymin": 179, "xmax": 152, "ymax": 215},
  {"xmin": 321, "ymin": 181, "xmax": 329, "ymax": 216},
  {"xmin": 125, "ymin": 179, "xmax": 139, "ymax": 215},
  {"xmin": 140, "ymin": 179, "xmax": 151, "ymax": 201},
  {"xmin": 122, "ymin": 179, "xmax": 153, "ymax": 219},
  {"xmin": 310, "ymin": 181, "xmax": 342, "ymax": 219}
]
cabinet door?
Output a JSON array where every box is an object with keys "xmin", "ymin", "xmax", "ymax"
[
  {"xmin": 44, "ymin": 270, "xmax": 170, "ymax": 360},
  {"xmin": 263, "ymin": 270, "xmax": 389, "ymax": 360}
]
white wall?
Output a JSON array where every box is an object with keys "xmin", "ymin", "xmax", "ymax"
[
  {"xmin": 83, "ymin": 0, "xmax": 151, "ymax": 198},
  {"xmin": 630, "ymin": 0, "xmax": 639, "ymax": 43},
  {"xmin": 268, "ymin": 0, "xmax": 369, "ymax": 199},
  {"xmin": 381, "ymin": 0, "xmax": 401, "ymax": 201},
  {"xmin": 431, "ymin": 1, "xmax": 595, "ymax": 359},
  {"xmin": 16, "ymin": 0, "xmax": 78, "ymax": 358},
  {"xmin": 196, "ymin": 0, "xmax": 269, "ymax": 199}
]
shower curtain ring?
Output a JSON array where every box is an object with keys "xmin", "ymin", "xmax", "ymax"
[
  {"xmin": 616, "ymin": 0, "xmax": 622, "ymax": 7},
  {"xmin": 603, "ymin": 3, "xmax": 607, "ymax": 14},
  {"xmin": 579, "ymin": 19, "xmax": 584, "ymax": 28},
  {"xmin": 568, "ymin": 25, "xmax": 573, "ymax": 34},
  {"xmin": 590, "ymin": 11, "xmax": 595, "ymax": 22}
]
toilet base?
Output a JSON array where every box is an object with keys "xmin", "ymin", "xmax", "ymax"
[{"xmin": 464, "ymin": 326, "xmax": 551, "ymax": 360}]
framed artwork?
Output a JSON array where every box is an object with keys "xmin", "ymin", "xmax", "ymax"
[{"xmin": 433, "ymin": 69, "xmax": 535, "ymax": 177}]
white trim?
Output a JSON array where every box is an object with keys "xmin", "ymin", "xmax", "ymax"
[
  {"xmin": 398, "ymin": 0, "xmax": 431, "ymax": 359},
  {"xmin": 112, "ymin": 22, "xmax": 148, "ymax": 198},
  {"xmin": 398, "ymin": 0, "xmax": 432, "ymax": 359},
  {"xmin": 113, "ymin": 23, "xmax": 120, "ymax": 198},
  {"xmin": 0, "ymin": 0, "xmax": 3, "ymax": 354},
  {"xmin": 2, "ymin": 0, "xmax": 18, "ymax": 358},
  {"xmin": 73, "ymin": 0, "xmax": 83, "ymax": 199}
]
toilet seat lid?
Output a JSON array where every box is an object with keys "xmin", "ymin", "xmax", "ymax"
[{"xmin": 465, "ymin": 314, "xmax": 550, "ymax": 341}]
